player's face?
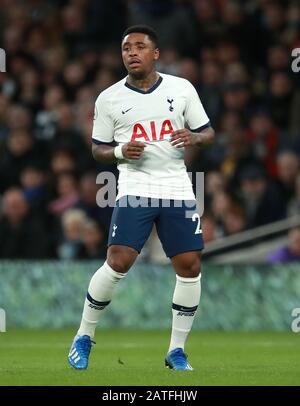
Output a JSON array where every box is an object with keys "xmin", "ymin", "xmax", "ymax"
[{"xmin": 122, "ymin": 33, "xmax": 159, "ymax": 79}]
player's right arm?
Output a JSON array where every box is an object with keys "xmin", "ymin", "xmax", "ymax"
[
  {"xmin": 92, "ymin": 93, "xmax": 146, "ymax": 163},
  {"xmin": 92, "ymin": 141, "xmax": 146, "ymax": 163}
]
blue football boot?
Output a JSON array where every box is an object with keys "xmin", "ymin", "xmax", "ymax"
[
  {"xmin": 165, "ymin": 348, "xmax": 193, "ymax": 371},
  {"xmin": 68, "ymin": 335, "xmax": 95, "ymax": 370}
]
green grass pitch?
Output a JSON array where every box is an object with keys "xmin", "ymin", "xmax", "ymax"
[{"xmin": 0, "ymin": 329, "xmax": 299, "ymax": 386}]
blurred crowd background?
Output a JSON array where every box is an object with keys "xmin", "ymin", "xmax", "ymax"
[{"xmin": 0, "ymin": 0, "xmax": 300, "ymax": 262}]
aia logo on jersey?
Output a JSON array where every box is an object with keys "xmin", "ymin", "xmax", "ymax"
[{"xmin": 131, "ymin": 119, "xmax": 174, "ymax": 142}]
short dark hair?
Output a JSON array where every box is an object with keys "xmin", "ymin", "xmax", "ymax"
[{"xmin": 122, "ymin": 25, "xmax": 158, "ymax": 48}]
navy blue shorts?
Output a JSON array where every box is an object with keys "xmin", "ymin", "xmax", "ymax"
[{"xmin": 107, "ymin": 195, "xmax": 204, "ymax": 258}]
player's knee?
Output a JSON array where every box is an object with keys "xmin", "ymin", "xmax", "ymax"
[
  {"xmin": 177, "ymin": 256, "xmax": 201, "ymax": 278},
  {"xmin": 107, "ymin": 256, "xmax": 129, "ymax": 273},
  {"xmin": 107, "ymin": 247, "xmax": 137, "ymax": 273},
  {"xmin": 186, "ymin": 258, "xmax": 201, "ymax": 278}
]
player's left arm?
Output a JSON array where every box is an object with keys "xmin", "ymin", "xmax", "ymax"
[
  {"xmin": 170, "ymin": 80, "xmax": 215, "ymax": 148},
  {"xmin": 170, "ymin": 126, "xmax": 215, "ymax": 148}
]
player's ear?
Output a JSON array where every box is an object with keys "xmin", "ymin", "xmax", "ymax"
[{"xmin": 154, "ymin": 48, "xmax": 160, "ymax": 61}]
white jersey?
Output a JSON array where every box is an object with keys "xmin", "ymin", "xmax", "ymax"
[{"xmin": 92, "ymin": 73, "xmax": 210, "ymax": 200}]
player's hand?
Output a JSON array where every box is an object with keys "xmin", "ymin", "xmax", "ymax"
[
  {"xmin": 122, "ymin": 141, "xmax": 146, "ymax": 160},
  {"xmin": 170, "ymin": 129, "xmax": 196, "ymax": 148}
]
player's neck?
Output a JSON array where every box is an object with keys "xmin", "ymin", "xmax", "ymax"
[{"xmin": 127, "ymin": 70, "xmax": 160, "ymax": 92}]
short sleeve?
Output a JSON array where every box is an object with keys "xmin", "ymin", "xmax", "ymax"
[
  {"xmin": 92, "ymin": 93, "xmax": 114, "ymax": 143},
  {"xmin": 184, "ymin": 81, "xmax": 210, "ymax": 131}
]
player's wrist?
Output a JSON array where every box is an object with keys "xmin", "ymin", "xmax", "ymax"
[
  {"xmin": 191, "ymin": 132, "xmax": 204, "ymax": 146},
  {"xmin": 114, "ymin": 145, "xmax": 124, "ymax": 160}
]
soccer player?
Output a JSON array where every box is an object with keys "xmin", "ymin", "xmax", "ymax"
[{"xmin": 68, "ymin": 25, "xmax": 215, "ymax": 371}]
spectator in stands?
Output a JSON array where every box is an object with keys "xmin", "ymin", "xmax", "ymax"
[
  {"xmin": 204, "ymin": 171, "xmax": 225, "ymax": 208},
  {"xmin": 267, "ymin": 72, "xmax": 300, "ymax": 134},
  {"xmin": 178, "ymin": 58, "xmax": 201, "ymax": 90},
  {"xmin": 199, "ymin": 61, "xmax": 223, "ymax": 125},
  {"xmin": 0, "ymin": 129, "xmax": 42, "ymax": 192},
  {"xmin": 20, "ymin": 165, "xmax": 47, "ymax": 213},
  {"xmin": 0, "ymin": 94, "xmax": 10, "ymax": 142},
  {"xmin": 94, "ymin": 67, "xmax": 119, "ymax": 95},
  {"xmin": 76, "ymin": 219, "xmax": 107, "ymax": 259},
  {"xmin": 267, "ymin": 227, "xmax": 300, "ymax": 263},
  {"xmin": 156, "ymin": 48, "xmax": 180, "ymax": 76},
  {"xmin": 222, "ymin": 83, "xmax": 251, "ymax": 120},
  {"xmin": 18, "ymin": 67, "xmax": 42, "ymax": 114},
  {"xmin": 287, "ymin": 172, "xmax": 300, "ymax": 217},
  {"xmin": 6, "ymin": 105, "xmax": 32, "ymax": 132},
  {"xmin": 205, "ymin": 171, "xmax": 225, "ymax": 196},
  {"xmin": 224, "ymin": 62, "xmax": 249, "ymax": 86},
  {"xmin": 76, "ymin": 172, "xmax": 113, "ymax": 232},
  {"xmin": 62, "ymin": 61, "xmax": 86, "ymax": 102},
  {"xmin": 57, "ymin": 208, "xmax": 87, "ymax": 260},
  {"xmin": 219, "ymin": 126, "xmax": 255, "ymax": 183},
  {"xmin": 246, "ymin": 110, "xmax": 279, "ymax": 178},
  {"xmin": 239, "ymin": 164, "xmax": 285, "ymax": 228},
  {"xmin": 128, "ymin": 0, "xmax": 197, "ymax": 55},
  {"xmin": 0, "ymin": 188, "xmax": 49, "ymax": 258},
  {"xmin": 35, "ymin": 85, "xmax": 66, "ymax": 142},
  {"xmin": 222, "ymin": 204, "xmax": 246, "ymax": 236},
  {"xmin": 50, "ymin": 149, "xmax": 76, "ymax": 176},
  {"xmin": 276, "ymin": 150, "xmax": 299, "ymax": 207},
  {"xmin": 61, "ymin": 3, "xmax": 87, "ymax": 56},
  {"xmin": 41, "ymin": 46, "xmax": 67, "ymax": 86},
  {"xmin": 211, "ymin": 190, "xmax": 233, "ymax": 232},
  {"xmin": 48, "ymin": 172, "xmax": 79, "ymax": 217},
  {"xmin": 50, "ymin": 103, "xmax": 89, "ymax": 171}
]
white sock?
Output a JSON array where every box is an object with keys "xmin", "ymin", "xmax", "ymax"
[
  {"xmin": 77, "ymin": 261, "xmax": 126, "ymax": 338},
  {"xmin": 168, "ymin": 274, "xmax": 201, "ymax": 353}
]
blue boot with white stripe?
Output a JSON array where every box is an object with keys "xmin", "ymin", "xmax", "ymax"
[
  {"xmin": 68, "ymin": 335, "xmax": 95, "ymax": 370},
  {"xmin": 165, "ymin": 348, "xmax": 193, "ymax": 371}
]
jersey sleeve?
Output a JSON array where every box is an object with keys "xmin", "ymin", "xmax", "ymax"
[
  {"xmin": 92, "ymin": 93, "xmax": 114, "ymax": 144},
  {"xmin": 184, "ymin": 81, "xmax": 210, "ymax": 132}
]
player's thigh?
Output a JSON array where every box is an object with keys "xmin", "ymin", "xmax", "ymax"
[
  {"xmin": 108, "ymin": 195, "xmax": 158, "ymax": 261},
  {"xmin": 155, "ymin": 199, "xmax": 204, "ymax": 260}
]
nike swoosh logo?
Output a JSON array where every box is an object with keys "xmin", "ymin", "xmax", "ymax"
[{"xmin": 122, "ymin": 107, "xmax": 133, "ymax": 114}]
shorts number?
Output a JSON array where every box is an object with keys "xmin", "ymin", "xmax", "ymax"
[{"xmin": 192, "ymin": 213, "xmax": 202, "ymax": 234}]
